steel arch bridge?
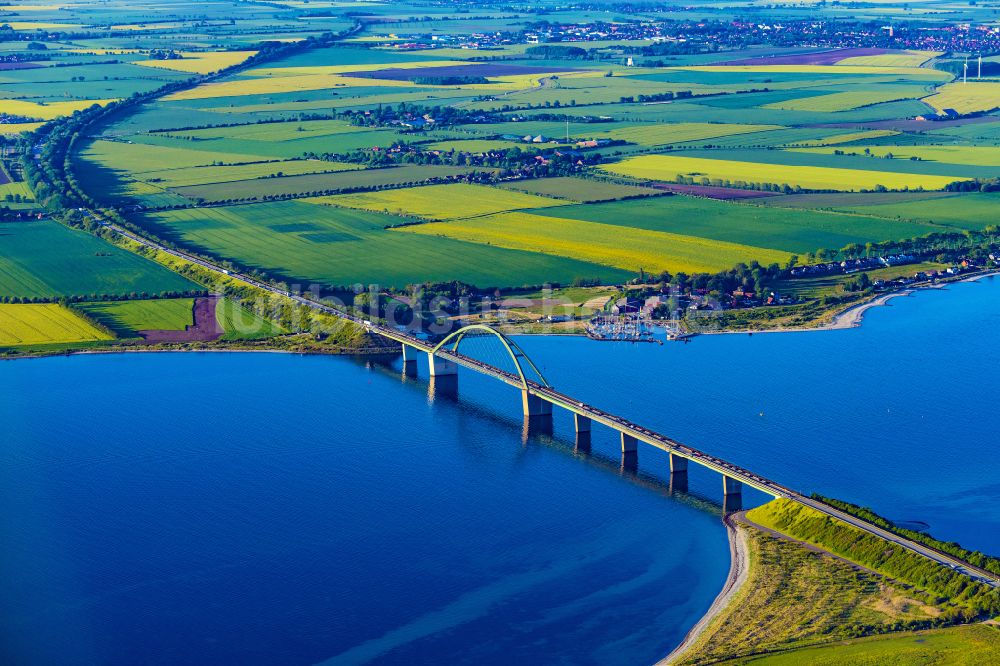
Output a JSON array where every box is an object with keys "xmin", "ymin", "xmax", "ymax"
[{"xmin": 430, "ymin": 324, "xmax": 549, "ymax": 390}]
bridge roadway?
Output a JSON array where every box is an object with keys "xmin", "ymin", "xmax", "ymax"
[{"xmin": 94, "ymin": 214, "xmax": 1000, "ymax": 588}]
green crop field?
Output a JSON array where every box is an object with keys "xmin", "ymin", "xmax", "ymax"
[
  {"xmin": 762, "ymin": 87, "xmax": 928, "ymax": 112},
  {"xmin": 216, "ymin": 298, "xmax": 286, "ymax": 341},
  {"xmin": 779, "ymin": 192, "xmax": 1000, "ymax": 231},
  {"xmin": 536, "ymin": 196, "xmax": 941, "ymax": 254},
  {"xmin": 172, "ymin": 165, "xmax": 490, "ymax": 201},
  {"xmin": 77, "ymin": 298, "xmax": 195, "ymax": 336},
  {"xmin": 395, "ymin": 211, "xmax": 792, "ymax": 274},
  {"xmin": 601, "ymin": 154, "xmax": 966, "ymax": 191},
  {"xmin": 597, "ymin": 122, "xmax": 784, "ymax": 146},
  {"xmin": 139, "ymin": 160, "xmax": 361, "ymax": 188},
  {"xmin": 727, "ymin": 624, "xmax": 1000, "ymax": 665},
  {"xmin": 320, "ymin": 183, "xmax": 569, "ymax": 220},
  {"xmin": 495, "ymin": 177, "xmax": 661, "ymax": 202},
  {"xmin": 0, "ymin": 221, "xmax": 198, "ymax": 300},
  {"xmin": 792, "ymin": 144, "xmax": 1000, "ymax": 166},
  {"xmin": 134, "ymin": 201, "xmax": 631, "ymax": 288},
  {"xmin": 79, "ymin": 140, "xmax": 272, "ymax": 175},
  {"xmin": 0, "ymin": 304, "xmax": 114, "ymax": 346}
]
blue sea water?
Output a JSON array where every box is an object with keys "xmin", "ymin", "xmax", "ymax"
[{"xmin": 1, "ymin": 276, "xmax": 999, "ymax": 665}]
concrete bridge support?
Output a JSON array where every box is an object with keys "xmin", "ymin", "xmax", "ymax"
[
  {"xmin": 722, "ymin": 475, "xmax": 743, "ymax": 512},
  {"xmin": 669, "ymin": 453, "xmax": 689, "ymax": 493},
  {"xmin": 574, "ymin": 414, "xmax": 591, "ymax": 433},
  {"xmin": 521, "ymin": 390, "xmax": 553, "ymax": 439},
  {"xmin": 573, "ymin": 414, "xmax": 592, "ymax": 453},
  {"xmin": 428, "ymin": 353, "xmax": 457, "ymax": 377},
  {"xmin": 427, "ymin": 374, "xmax": 458, "ymax": 401},
  {"xmin": 620, "ymin": 432, "xmax": 639, "ymax": 470},
  {"xmin": 402, "ymin": 344, "xmax": 418, "ymax": 376},
  {"xmin": 521, "ymin": 390, "xmax": 552, "ymax": 417}
]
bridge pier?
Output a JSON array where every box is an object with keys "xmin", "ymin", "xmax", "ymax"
[
  {"xmin": 427, "ymin": 374, "xmax": 458, "ymax": 401},
  {"xmin": 428, "ymin": 353, "xmax": 458, "ymax": 377},
  {"xmin": 669, "ymin": 453, "xmax": 689, "ymax": 493},
  {"xmin": 574, "ymin": 414, "xmax": 591, "ymax": 433},
  {"xmin": 574, "ymin": 430, "xmax": 591, "ymax": 454},
  {"xmin": 620, "ymin": 432, "xmax": 638, "ymax": 454},
  {"xmin": 723, "ymin": 475, "xmax": 742, "ymax": 496},
  {"xmin": 522, "ymin": 390, "xmax": 552, "ymax": 417},
  {"xmin": 401, "ymin": 344, "xmax": 418, "ymax": 377}
]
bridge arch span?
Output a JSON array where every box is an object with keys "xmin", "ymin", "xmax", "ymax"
[{"xmin": 431, "ymin": 324, "xmax": 549, "ymax": 390}]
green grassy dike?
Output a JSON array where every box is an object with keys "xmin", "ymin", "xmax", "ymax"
[{"xmin": 675, "ymin": 500, "xmax": 999, "ymax": 665}]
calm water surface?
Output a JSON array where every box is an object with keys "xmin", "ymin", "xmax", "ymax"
[{"xmin": 2, "ymin": 276, "xmax": 998, "ymax": 665}]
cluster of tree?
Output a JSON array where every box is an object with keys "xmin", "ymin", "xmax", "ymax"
[
  {"xmin": 341, "ymin": 102, "xmax": 501, "ymax": 128},
  {"xmin": 148, "ymin": 49, "xmax": 184, "ymax": 61},
  {"xmin": 524, "ymin": 44, "xmax": 588, "ymax": 59},
  {"xmin": 945, "ymin": 177, "xmax": 1000, "ymax": 193},
  {"xmin": 618, "ymin": 91, "xmax": 694, "ymax": 104},
  {"xmin": 842, "ymin": 272, "xmax": 872, "ymax": 292},
  {"xmin": 409, "ymin": 75, "xmax": 489, "ymax": 85},
  {"xmin": 0, "ymin": 289, "xmax": 207, "ymax": 305},
  {"xmin": 815, "ymin": 495, "xmax": 1000, "ymax": 577},
  {"xmin": 309, "ymin": 143, "xmax": 599, "ymax": 179}
]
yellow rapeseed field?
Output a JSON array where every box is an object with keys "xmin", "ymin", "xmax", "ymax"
[
  {"xmin": 394, "ymin": 211, "xmax": 791, "ymax": 274},
  {"xmin": 0, "ymin": 304, "xmax": 113, "ymax": 346},
  {"xmin": 312, "ymin": 183, "xmax": 569, "ymax": 220},
  {"xmin": 836, "ymin": 51, "xmax": 941, "ymax": 67},
  {"xmin": 670, "ymin": 65, "xmax": 946, "ymax": 77},
  {"xmin": 789, "ymin": 129, "xmax": 899, "ymax": 147},
  {"xmin": 135, "ymin": 51, "xmax": 258, "ymax": 74},
  {"xmin": 923, "ymin": 81, "xmax": 1000, "ymax": 114},
  {"xmin": 790, "ymin": 144, "xmax": 1000, "ymax": 166},
  {"xmin": 600, "ymin": 154, "xmax": 965, "ymax": 191},
  {"xmin": 0, "ymin": 99, "xmax": 118, "ymax": 120},
  {"xmin": 0, "ymin": 122, "xmax": 44, "ymax": 135}
]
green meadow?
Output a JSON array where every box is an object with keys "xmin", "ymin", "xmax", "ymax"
[{"xmin": 0, "ymin": 221, "xmax": 198, "ymax": 300}]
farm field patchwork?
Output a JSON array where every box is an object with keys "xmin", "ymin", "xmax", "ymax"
[
  {"xmin": 0, "ymin": 304, "xmax": 113, "ymax": 346},
  {"xmin": 173, "ymin": 165, "xmax": 490, "ymax": 201},
  {"xmin": 494, "ymin": 177, "xmax": 662, "ymax": 202},
  {"xmin": 134, "ymin": 201, "xmax": 631, "ymax": 288},
  {"xmin": 600, "ymin": 154, "xmax": 966, "ymax": 191},
  {"xmin": 395, "ymin": 211, "xmax": 793, "ymax": 274},
  {"xmin": 535, "ymin": 196, "xmax": 941, "ymax": 254}
]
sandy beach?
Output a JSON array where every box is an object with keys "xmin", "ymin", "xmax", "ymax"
[{"xmin": 660, "ymin": 513, "xmax": 750, "ymax": 665}]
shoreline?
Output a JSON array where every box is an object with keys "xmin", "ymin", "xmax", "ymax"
[
  {"xmin": 660, "ymin": 512, "xmax": 750, "ymax": 665},
  {"xmin": 5, "ymin": 271, "xmax": 998, "ymax": 360},
  {"xmin": 701, "ymin": 269, "xmax": 1000, "ymax": 338}
]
